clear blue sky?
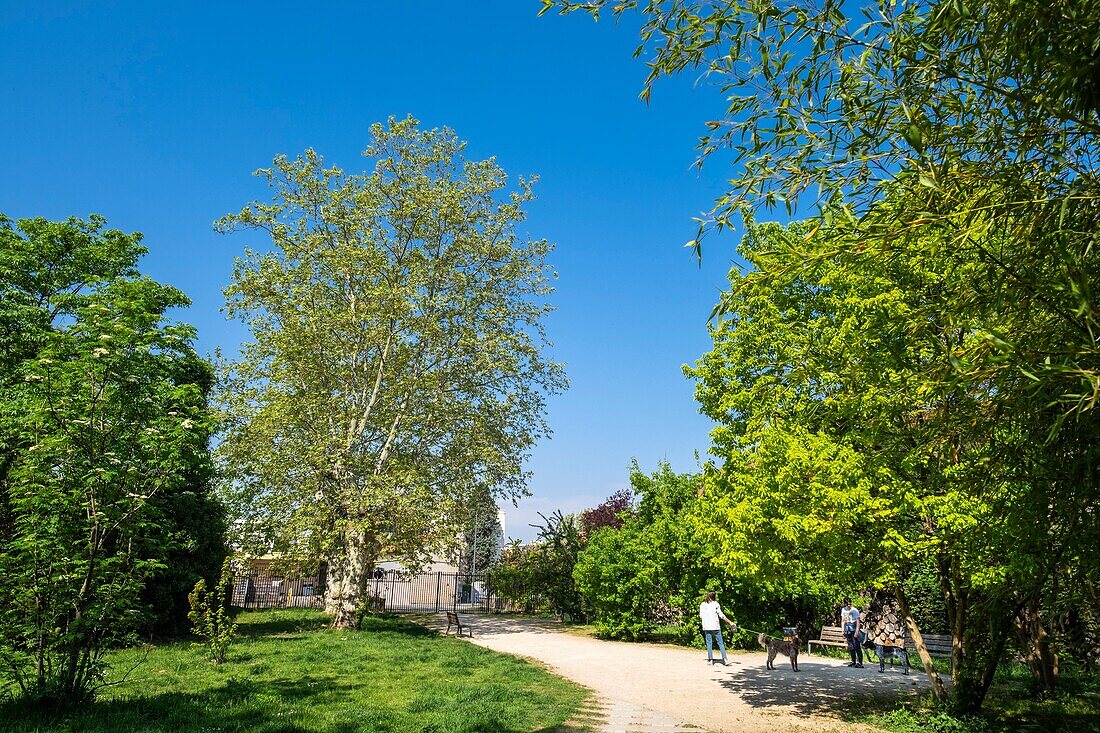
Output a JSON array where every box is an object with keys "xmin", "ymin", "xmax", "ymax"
[{"xmin": 2, "ymin": 2, "xmax": 745, "ymax": 541}]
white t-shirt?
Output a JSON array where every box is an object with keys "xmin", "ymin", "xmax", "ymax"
[
  {"xmin": 841, "ymin": 605, "xmax": 860, "ymax": 632},
  {"xmin": 699, "ymin": 600, "xmax": 728, "ymax": 631}
]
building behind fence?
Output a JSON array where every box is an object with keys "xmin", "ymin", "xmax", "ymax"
[{"xmin": 230, "ymin": 569, "xmax": 552, "ymax": 615}]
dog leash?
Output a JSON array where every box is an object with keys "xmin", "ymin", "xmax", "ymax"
[{"xmin": 737, "ymin": 626, "xmax": 789, "ymax": 641}]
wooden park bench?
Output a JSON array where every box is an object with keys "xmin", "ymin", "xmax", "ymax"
[
  {"xmin": 906, "ymin": 633, "xmax": 952, "ymax": 658},
  {"xmin": 445, "ymin": 610, "xmax": 472, "ymax": 638},
  {"xmin": 808, "ymin": 625, "xmax": 952, "ymax": 659},
  {"xmin": 807, "ymin": 626, "xmax": 848, "ymax": 654}
]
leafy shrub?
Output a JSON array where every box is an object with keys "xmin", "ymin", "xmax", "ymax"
[
  {"xmin": 575, "ymin": 524, "xmax": 661, "ymax": 640},
  {"xmin": 188, "ymin": 558, "xmax": 237, "ymax": 663},
  {"xmin": 870, "ymin": 708, "xmax": 991, "ymax": 733},
  {"xmin": 0, "ymin": 215, "xmax": 216, "ymax": 709}
]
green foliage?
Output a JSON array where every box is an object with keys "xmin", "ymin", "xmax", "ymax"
[
  {"xmin": 215, "ymin": 116, "xmax": 566, "ymax": 625},
  {"xmin": 904, "ymin": 557, "xmax": 949, "ymax": 635},
  {"xmin": 574, "ymin": 463, "xmax": 700, "ymax": 641},
  {"xmin": 869, "ymin": 708, "xmax": 992, "ymax": 733},
  {"xmin": 0, "ymin": 609, "xmax": 588, "ymax": 732},
  {"xmin": 488, "ymin": 542, "xmax": 549, "ymax": 614},
  {"xmin": 0, "ymin": 215, "xmax": 217, "ymax": 708},
  {"xmin": 187, "ymin": 558, "xmax": 237, "ymax": 664},
  {"xmin": 682, "ymin": 214, "xmax": 1100, "ymax": 711},
  {"xmin": 574, "ymin": 525, "xmax": 660, "ymax": 640},
  {"xmin": 451, "ymin": 489, "xmax": 503, "ymax": 577},
  {"xmin": 572, "ymin": 462, "xmax": 841, "ymax": 645},
  {"xmin": 488, "ymin": 511, "xmax": 588, "ymax": 620},
  {"xmin": 139, "ymin": 357, "xmax": 227, "ymax": 639}
]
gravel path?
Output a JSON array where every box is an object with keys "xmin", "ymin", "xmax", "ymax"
[{"xmin": 425, "ymin": 614, "xmax": 932, "ymax": 733}]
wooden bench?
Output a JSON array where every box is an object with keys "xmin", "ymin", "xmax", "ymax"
[
  {"xmin": 807, "ymin": 626, "xmax": 848, "ymax": 654},
  {"xmin": 906, "ymin": 633, "xmax": 952, "ymax": 658},
  {"xmin": 445, "ymin": 610, "xmax": 471, "ymax": 637},
  {"xmin": 808, "ymin": 625, "xmax": 952, "ymax": 659}
]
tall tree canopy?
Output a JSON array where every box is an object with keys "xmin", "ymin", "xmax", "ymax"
[
  {"xmin": 0, "ymin": 215, "xmax": 218, "ymax": 706},
  {"xmin": 546, "ymin": 0, "xmax": 1100, "ymax": 407},
  {"xmin": 687, "ymin": 216, "xmax": 1100, "ymax": 710},
  {"xmin": 216, "ymin": 117, "xmax": 566, "ymax": 626},
  {"xmin": 546, "ymin": 0, "xmax": 1100, "ymax": 712}
]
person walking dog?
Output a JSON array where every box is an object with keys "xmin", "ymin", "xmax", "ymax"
[
  {"xmin": 699, "ymin": 591, "xmax": 737, "ymax": 666},
  {"xmin": 841, "ymin": 597, "xmax": 864, "ymax": 668}
]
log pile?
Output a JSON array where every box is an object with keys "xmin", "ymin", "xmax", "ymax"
[{"xmin": 865, "ymin": 595, "xmax": 909, "ymax": 646}]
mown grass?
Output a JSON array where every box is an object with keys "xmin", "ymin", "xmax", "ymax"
[{"xmin": 0, "ymin": 609, "xmax": 589, "ymax": 733}]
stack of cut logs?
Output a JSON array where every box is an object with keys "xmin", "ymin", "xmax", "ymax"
[{"xmin": 864, "ymin": 596, "xmax": 909, "ymax": 647}]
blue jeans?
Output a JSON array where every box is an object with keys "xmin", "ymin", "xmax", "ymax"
[
  {"xmin": 845, "ymin": 632, "xmax": 863, "ymax": 664},
  {"xmin": 704, "ymin": 629, "xmax": 727, "ymax": 661}
]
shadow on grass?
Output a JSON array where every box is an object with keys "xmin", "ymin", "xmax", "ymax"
[
  {"xmin": 0, "ymin": 676, "xmax": 348, "ymax": 733},
  {"xmin": 234, "ymin": 610, "xmax": 437, "ymax": 640},
  {"xmin": 0, "ymin": 674, "xmax": 565, "ymax": 733},
  {"xmin": 235, "ymin": 609, "xmax": 332, "ymax": 638},
  {"xmin": 356, "ymin": 613, "xmax": 438, "ymax": 638}
]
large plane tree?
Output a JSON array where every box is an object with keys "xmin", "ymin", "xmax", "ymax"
[{"xmin": 216, "ymin": 117, "xmax": 565, "ymax": 626}]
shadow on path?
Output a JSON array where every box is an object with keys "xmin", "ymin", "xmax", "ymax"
[
  {"xmin": 410, "ymin": 612, "xmax": 568, "ymax": 637},
  {"xmin": 717, "ymin": 658, "xmax": 926, "ymax": 716}
]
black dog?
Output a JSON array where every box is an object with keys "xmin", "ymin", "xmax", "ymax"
[
  {"xmin": 862, "ymin": 637, "xmax": 910, "ymax": 675},
  {"xmin": 759, "ymin": 633, "xmax": 800, "ymax": 672}
]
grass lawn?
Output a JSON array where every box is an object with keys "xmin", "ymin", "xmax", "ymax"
[{"xmin": 1, "ymin": 609, "xmax": 589, "ymax": 733}]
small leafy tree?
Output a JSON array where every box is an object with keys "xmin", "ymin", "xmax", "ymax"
[
  {"xmin": 0, "ymin": 215, "xmax": 213, "ymax": 707},
  {"xmin": 487, "ymin": 512, "xmax": 587, "ymax": 619},
  {"xmin": 578, "ymin": 489, "xmax": 634, "ymax": 540},
  {"xmin": 530, "ymin": 511, "xmax": 588, "ymax": 620},
  {"xmin": 187, "ymin": 558, "xmax": 237, "ymax": 664}
]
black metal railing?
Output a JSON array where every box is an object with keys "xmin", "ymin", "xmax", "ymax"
[{"xmin": 230, "ymin": 573, "xmax": 324, "ymax": 609}]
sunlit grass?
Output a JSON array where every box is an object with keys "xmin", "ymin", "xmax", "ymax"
[{"xmin": 2, "ymin": 609, "xmax": 588, "ymax": 733}]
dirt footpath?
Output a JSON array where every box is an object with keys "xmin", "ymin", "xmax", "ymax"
[{"xmin": 435, "ymin": 614, "xmax": 931, "ymax": 733}]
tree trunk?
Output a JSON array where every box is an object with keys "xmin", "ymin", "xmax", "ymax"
[
  {"xmin": 1063, "ymin": 606, "xmax": 1092, "ymax": 673},
  {"xmin": 896, "ymin": 587, "xmax": 948, "ymax": 702},
  {"xmin": 323, "ymin": 529, "xmax": 376, "ymax": 628},
  {"xmin": 1017, "ymin": 602, "xmax": 1058, "ymax": 692},
  {"xmin": 952, "ymin": 621, "xmax": 1009, "ymax": 715}
]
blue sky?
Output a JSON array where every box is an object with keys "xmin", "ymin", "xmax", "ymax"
[{"xmin": 2, "ymin": 2, "xmax": 746, "ymax": 541}]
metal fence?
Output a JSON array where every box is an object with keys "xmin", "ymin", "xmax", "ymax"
[
  {"xmin": 231, "ymin": 572, "xmax": 324, "ymax": 609},
  {"xmin": 229, "ymin": 569, "xmax": 551, "ymax": 615}
]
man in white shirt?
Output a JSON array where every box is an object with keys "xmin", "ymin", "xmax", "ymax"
[
  {"xmin": 841, "ymin": 597, "xmax": 864, "ymax": 668},
  {"xmin": 699, "ymin": 591, "xmax": 737, "ymax": 665}
]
